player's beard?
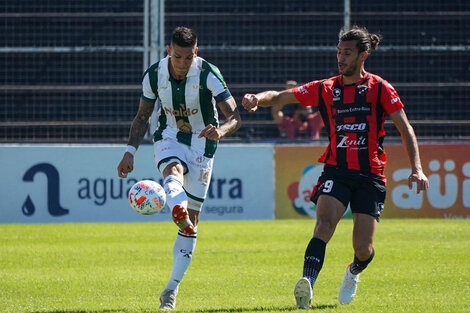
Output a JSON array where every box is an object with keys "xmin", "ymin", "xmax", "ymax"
[{"xmin": 339, "ymin": 56, "xmax": 361, "ymax": 77}]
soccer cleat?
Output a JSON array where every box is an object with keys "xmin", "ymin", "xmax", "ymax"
[
  {"xmin": 172, "ymin": 205, "xmax": 195, "ymax": 235},
  {"xmin": 159, "ymin": 288, "xmax": 178, "ymax": 310},
  {"xmin": 294, "ymin": 277, "xmax": 313, "ymax": 309},
  {"xmin": 338, "ymin": 263, "xmax": 360, "ymax": 304}
]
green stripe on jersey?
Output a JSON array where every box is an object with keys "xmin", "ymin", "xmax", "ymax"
[
  {"xmin": 142, "ymin": 61, "xmax": 165, "ymax": 142},
  {"xmin": 200, "ymin": 60, "xmax": 222, "ymax": 158},
  {"xmin": 170, "ymin": 76, "xmax": 193, "ymax": 146},
  {"xmin": 153, "ymin": 109, "xmax": 167, "ymax": 142},
  {"xmin": 144, "ymin": 61, "xmax": 159, "ymax": 96}
]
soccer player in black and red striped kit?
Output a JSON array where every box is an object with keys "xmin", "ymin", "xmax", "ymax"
[{"xmin": 242, "ymin": 26, "xmax": 429, "ymax": 309}]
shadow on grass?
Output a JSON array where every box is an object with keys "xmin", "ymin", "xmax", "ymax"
[
  {"xmin": 31, "ymin": 310, "xmax": 127, "ymax": 313},
  {"xmin": 31, "ymin": 304, "xmax": 337, "ymax": 313},
  {"xmin": 188, "ymin": 303, "xmax": 337, "ymax": 312}
]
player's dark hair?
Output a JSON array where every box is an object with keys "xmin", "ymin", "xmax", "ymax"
[
  {"xmin": 171, "ymin": 26, "xmax": 197, "ymax": 47},
  {"xmin": 339, "ymin": 25, "xmax": 381, "ymax": 52}
]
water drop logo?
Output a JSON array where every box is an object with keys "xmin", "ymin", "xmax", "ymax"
[
  {"xmin": 22, "ymin": 163, "xmax": 69, "ymax": 216},
  {"xmin": 22, "ymin": 196, "xmax": 35, "ymax": 216}
]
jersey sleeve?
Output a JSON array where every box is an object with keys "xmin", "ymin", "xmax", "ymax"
[
  {"xmin": 381, "ymin": 80, "xmax": 404, "ymax": 114},
  {"xmin": 292, "ymin": 80, "xmax": 321, "ymax": 107},
  {"xmin": 207, "ymin": 71, "xmax": 232, "ymax": 102},
  {"xmin": 141, "ymin": 72, "xmax": 157, "ymax": 101}
]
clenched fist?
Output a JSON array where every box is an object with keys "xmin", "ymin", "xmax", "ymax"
[{"xmin": 242, "ymin": 94, "xmax": 259, "ymax": 113}]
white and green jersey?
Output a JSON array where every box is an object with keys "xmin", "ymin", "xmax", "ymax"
[{"xmin": 141, "ymin": 56, "xmax": 232, "ymax": 158}]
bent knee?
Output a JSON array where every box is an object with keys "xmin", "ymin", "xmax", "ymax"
[
  {"xmin": 353, "ymin": 244, "xmax": 374, "ymax": 260},
  {"xmin": 162, "ymin": 162, "xmax": 184, "ymax": 177},
  {"xmin": 313, "ymin": 218, "xmax": 337, "ymax": 241}
]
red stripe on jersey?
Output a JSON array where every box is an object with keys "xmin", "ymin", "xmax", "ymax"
[{"xmin": 293, "ymin": 72, "xmax": 405, "ymax": 182}]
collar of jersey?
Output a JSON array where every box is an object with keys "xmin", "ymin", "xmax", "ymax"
[
  {"xmin": 340, "ymin": 71, "xmax": 369, "ymax": 87},
  {"xmin": 161, "ymin": 55, "xmax": 202, "ymax": 79}
]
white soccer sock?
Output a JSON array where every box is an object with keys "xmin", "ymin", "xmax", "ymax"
[
  {"xmin": 163, "ymin": 175, "xmax": 188, "ymax": 210},
  {"xmin": 165, "ymin": 230, "xmax": 197, "ymax": 291}
]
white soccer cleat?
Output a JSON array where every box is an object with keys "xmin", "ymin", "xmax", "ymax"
[
  {"xmin": 338, "ymin": 264, "xmax": 360, "ymax": 304},
  {"xmin": 294, "ymin": 277, "xmax": 313, "ymax": 309},
  {"xmin": 159, "ymin": 288, "xmax": 178, "ymax": 310}
]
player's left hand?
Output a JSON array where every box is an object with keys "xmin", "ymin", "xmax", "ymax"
[
  {"xmin": 198, "ymin": 124, "xmax": 222, "ymax": 141},
  {"xmin": 408, "ymin": 170, "xmax": 429, "ymax": 194}
]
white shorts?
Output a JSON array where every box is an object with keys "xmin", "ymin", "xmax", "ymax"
[{"xmin": 153, "ymin": 138, "xmax": 214, "ymax": 211}]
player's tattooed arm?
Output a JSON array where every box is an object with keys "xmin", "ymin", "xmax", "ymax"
[
  {"xmin": 127, "ymin": 98, "xmax": 155, "ymax": 148},
  {"xmin": 216, "ymin": 97, "xmax": 242, "ymax": 137},
  {"xmin": 198, "ymin": 97, "xmax": 241, "ymax": 141},
  {"xmin": 218, "ymin": 97, "xmax": 242, "ymax": 137}
]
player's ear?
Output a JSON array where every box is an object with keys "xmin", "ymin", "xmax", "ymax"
[
  {"xmin": 193, "ymin": 46, "xmax": 198, "ymax": 56},
  {"xmin": 166, "ymin": 45, "xmax": 171, "ymax": 56},
  {"xmin": 361, "ymin": 51, "xmax": 369, "ymax": 62}
]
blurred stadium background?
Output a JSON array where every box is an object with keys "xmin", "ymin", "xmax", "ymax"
[{"xmin": 1, "ymin": 0, "xmax": 469, "ymax": 143}]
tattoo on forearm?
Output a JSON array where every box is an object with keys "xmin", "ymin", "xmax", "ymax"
[
  {"xmin": 128, "ymin": 118, "xmax": 149, "ymax": 147},
  {"xmin": 218, "ymin": 99, "xmax": 241, "ymax": 137},
  {"xmin": 127, "ymin": 100, "xmax": 154, "ymax": 147}
]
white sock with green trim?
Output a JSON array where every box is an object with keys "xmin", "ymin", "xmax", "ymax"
[
  {"xmin": 163, "ymin": 175, "xmax": 188, "ymax": 209},
  {"xmin": 165, "ymin": 230, "xmax": 197, "ymax": 290}
]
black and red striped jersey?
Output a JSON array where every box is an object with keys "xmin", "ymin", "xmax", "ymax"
[{"xmin": 293, "ymin": 72, "xmax": 404, "ymax": 182}]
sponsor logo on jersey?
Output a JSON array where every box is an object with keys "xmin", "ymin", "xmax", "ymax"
[
  {"xmin": 336, "ymin": 122, "xmax": 367, "ymax": 132},
  {"xmin": 336, "ymin": 135, "xmax": 367, "ymax": 148},
  {"xmin": 298, "ymin": 86, "xmax": 308, "ymax": 94},
  {"xmin": 333, "ymin": 88, "xmax": 341, "ymax": 100},
  {"xmin": 357, "ymin": 84, "xmax": 368, "ymax": 95},
  {"xmin": 177, "ymin": 120, "xmax": 192, "ymax": 133},
  {"xmin": 164, "ymin": 105, "xmax": 199, "ymax": 117},
  {"xmin": 336, "ymin": 106, "xmax": 371, "ymax": 115},
  {"xmin": 391, "ymin": 97, "xmax": 400, "ymax": 104}
]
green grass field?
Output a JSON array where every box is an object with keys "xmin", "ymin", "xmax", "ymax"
[{"xmin": 1, "ymin": 219, "xmax": 469, "ymax": 313}]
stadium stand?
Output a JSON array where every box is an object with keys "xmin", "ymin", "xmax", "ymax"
[{"xmin": 1, "ymin": 0, "xmax": 469, "ymax": 143}]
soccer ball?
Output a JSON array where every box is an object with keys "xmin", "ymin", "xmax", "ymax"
[{"xmin": 128, "ymin": 180, "xmax": 166, "ymax": 215}]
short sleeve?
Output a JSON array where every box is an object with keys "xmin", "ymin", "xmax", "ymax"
[
  {"xmin": 292, "ymin": 81, "xmax": 322, "ymax": 107},
  {"xmin": 381, "ymin": 80, "xmax": 404, "ymax": 115},
  {"xmin": 142, "ymin": 72, "xmax": 157, "ymax": 101},
  {"xmin": 207, "ymin": 71, "xmax": 232, "ymax": 101}
]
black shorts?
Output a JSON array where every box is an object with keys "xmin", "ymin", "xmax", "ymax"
[{"xmin": 311, "ymin": 165, "xmax": 386, "ymax": 221}]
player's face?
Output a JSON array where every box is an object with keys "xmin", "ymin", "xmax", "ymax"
[
  {"xmin": 336, "ymin": 40, "xmax": 366, "ymax": 77},
  {"xmin": 167, "ymin": 43, "xmax": 198, "ymax": 79}
]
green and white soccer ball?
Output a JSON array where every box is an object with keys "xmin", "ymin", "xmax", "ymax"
[{"xmin": 128, "ymin": 180, "xmax": 166, "ymax": 215}]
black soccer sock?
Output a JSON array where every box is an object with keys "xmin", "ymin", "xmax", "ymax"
[
  {"xmin": 302, "ymin": 237, "xmax": 326, "ymax": 287},
  {"xmin": 349, "ymin": 249, "xmax": 375, "ymax": 275}
]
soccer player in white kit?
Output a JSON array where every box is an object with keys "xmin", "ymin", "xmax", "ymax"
[{"xmin": 117, "ymin": 26, "xmax": 241, "ymax": 310}]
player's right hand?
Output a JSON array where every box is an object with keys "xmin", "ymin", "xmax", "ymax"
[
  {"xmin": 242, "ymin": 94, "xmax": 259, "ymax": 113},
  {"xmin": 117, "ymin": 152, "xmax": 134, "ymax": 178},
  {"xmin": 408, "ymin": 170, "xmax": 429, "ymax": 194}
]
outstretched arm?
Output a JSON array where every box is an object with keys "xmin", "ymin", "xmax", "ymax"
[
  {"xmin": 198, "ymin": 97, "xmax": 241, "ymax": 141},
  {"xmin": 117, "ymin": 98, "xmax": 155, "ymax": 178},
  {"xmin": 242, "ymin": 89, "xmax": 299, "ymax": 113},
  {"xmin": 390, "ymin": 109, "xmax": 429, "ymax": 193}
]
